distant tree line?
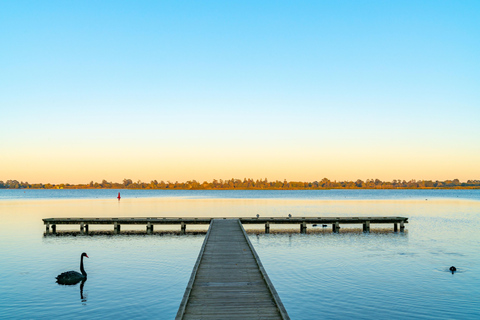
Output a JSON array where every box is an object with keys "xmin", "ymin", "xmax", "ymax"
[{"xmin": 1, "ymin": 178, "xmax": 479, "ymax": 190}]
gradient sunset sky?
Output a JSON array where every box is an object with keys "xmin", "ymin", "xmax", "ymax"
[{"xmin": 1, "ymin": 1, "xmax": 479, "ymax": 184}]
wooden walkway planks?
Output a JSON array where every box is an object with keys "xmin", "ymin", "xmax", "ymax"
[
  {"xmin": 176, "ymin": 219, "xmax": 289, "ymax": 320},
  {"xmin": 43, "ymin": 217, "xmax": 408, "ymax": 225}
]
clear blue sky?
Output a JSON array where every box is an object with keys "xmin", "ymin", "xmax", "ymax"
[{"xmin": 1, "ymin": 1, "xmax": 479, "ymax": 183}]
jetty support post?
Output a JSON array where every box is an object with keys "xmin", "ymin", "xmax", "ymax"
[
  {"xmin": 181, "ymin": 222, "xmax": 186, "ymax": 235},
  {"xmin": 400, "ymin": 221, "xmax": 405, "ymax": 232},
  {"xmin": 114, "ymin": 222, "xmax": 120, "ymax": 234},
  {"xmin": 45, "ymin": 223, "xmax": 56, "ymax": 234},
  {"xmin": 363, "ymin": 221, "xmax": 370, "ymax": 233},
  {"xmin": 147, "ymin": 222, "xmax": 153, "ymax": 234},
  {"xmin": 80, "ymin": 223, "xmax": 89, "ymax": 234},
  {"xmin": 265, "ymin": 221, "xmax": 270, "ymax": 234},
  {"xmin": 394, "ymin": 223, "xmax": 398, "ymax": 232},
  {"xmin": 300, "ymin": 221, "xmax": 307, "ymax": 234},
  {"xmin": 332, "ymin": 221, "xmax": 340, "ymax": 233}
]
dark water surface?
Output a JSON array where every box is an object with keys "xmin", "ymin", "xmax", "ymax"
[{"xmin": 0, "ymin": 190, "xmax": 479, "ymax": 319}]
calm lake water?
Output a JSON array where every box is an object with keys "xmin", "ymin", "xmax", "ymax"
[{"xmin": 0, "ymin": 189, "xmax": 479, "ymax": 319}]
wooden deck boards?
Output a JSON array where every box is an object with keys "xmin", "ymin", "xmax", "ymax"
[
  {"xmin": 176, "ymin": 219, "xmax": 289, "ymax": 320},
  {"xmin": 43, "ymin": 216, "xmax": 408, "ymax": 225}
]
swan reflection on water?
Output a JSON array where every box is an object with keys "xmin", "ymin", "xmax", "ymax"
[
  {"xmin": 55, "ymin": 278, "xmax": 87, "ymax": 304},
  {"xmin": 80, "ymin": 279, "xmax": 87, "ymax": 304}
]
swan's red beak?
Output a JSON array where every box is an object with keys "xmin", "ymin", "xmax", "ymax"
[{"xmin": 85, "ymin": 254, "xmax": 89, "ymax": 258}]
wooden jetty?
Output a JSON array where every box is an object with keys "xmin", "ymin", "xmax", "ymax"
[
  {"xmin": 41, "ymin": 216, "xmax": 408, "ymax": 318},
  {"xmin": 176, "ymin": 219, "xmax": 289, "ymax": 320},
  {"xmin": 42, "ymin": 216, "xmax": 408, "ymax": 235}
]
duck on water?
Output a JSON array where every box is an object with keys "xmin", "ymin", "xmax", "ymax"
[{"xmin": 56, "ymin": 253, "xmax": 89, "ymax": 285}]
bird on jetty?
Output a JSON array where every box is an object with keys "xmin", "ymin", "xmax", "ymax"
[
  {"xmin": 449, "ymin": 266, "xmax": 457, "ymax": 274},
  {"xmin": 56, "ymin": 253, "xmax": 89, "ymax": 285}
]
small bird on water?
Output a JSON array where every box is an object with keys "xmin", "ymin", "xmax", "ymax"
[{"xmin": 449, "ymin": 266, "xmax": 457, "ymax": 274}]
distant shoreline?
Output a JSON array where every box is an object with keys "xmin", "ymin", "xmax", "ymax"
[
  {"xmin": 2, "ymin": 178, "xmax": 479, "ymax": 190},
  {"xmin": 1, "ymin": 184, "xmax": 479, "ymax": 190},
  {"xmin": 2, "ymin": 178, "xmax": 480, "ymax": 190}
]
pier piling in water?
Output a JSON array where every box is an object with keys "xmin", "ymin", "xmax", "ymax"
[
  {"xmin": 363, "ymin": 221, "xmax": 370, "ymax": 233},
  {"xmin": 147, "ymin": 222, "xmax": 153, "ymax": 234},
  {"xmin": 333, "ymin": 221, "xmax": 340, "ymax": 233},
  {"xmin": 181, "ymin": 222, "xmax": 186, "ymax": 234},
  {"xmin": 114, "ymin": 222, "xmax": 120, "ymax": 234},
  {"xmin": 300, "ymin": 221, "xmax": 307, "ymax": 233},
  {"xmin": 45, "ymin": 223, "xmax": 56, "ymax": 234}
]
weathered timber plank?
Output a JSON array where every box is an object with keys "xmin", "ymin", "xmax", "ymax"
[{"xmin": 176, "ymin": 219, "xmax": 289, "ymax": 320}]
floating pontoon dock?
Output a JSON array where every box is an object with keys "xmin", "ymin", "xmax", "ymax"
[{"xmin": 42, "ymin": 216, "xmax": 408, "ymax": 234}]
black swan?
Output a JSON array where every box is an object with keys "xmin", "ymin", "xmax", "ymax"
[
  {"xmin": 56, "ymin": 253, "xmax": 89, "ymax": 285},
  {"xmin": 449, "ymin": 266, "xmax": 456, "ymax": 274}
]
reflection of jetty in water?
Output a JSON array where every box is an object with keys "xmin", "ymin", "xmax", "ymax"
[{"xmin": 43, "ymin": 216, "xmax": 408, "ymax": 235}]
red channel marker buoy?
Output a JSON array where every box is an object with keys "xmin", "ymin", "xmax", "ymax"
[{"xmin": 117, "ymin": 192, "xmax": 121, "ymax": 200}]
